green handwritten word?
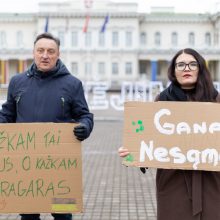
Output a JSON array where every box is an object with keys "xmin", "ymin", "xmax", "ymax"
[
  {"xmin": 132, "ymin": 120, "xmax": 144, "ymax": 133},
  {"xmin": 0, "ymin": 131, "xmax": 35, "ymax": 152},
  {"xmin": 125, "ymin": 154, "xmax": 134, "ymax": 162},
  {"xmin": 44, "ymin": 131, "xmax": 61, "ymax": 148},
  {"xmin": 35, "ymin": 156, "xmax": 77, "ymax": 170},
  {"xmin": 0, "ymin": 179, "xmax": 70, "ymax": 197},
  {"xmin": 0, "ymin": 157, "xmax": 13, "ymax": 172},
  {"xmin": 21, "ymin": 156, "xmax": 31, "ymax": 171}
]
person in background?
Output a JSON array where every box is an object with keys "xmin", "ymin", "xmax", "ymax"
[
  {"xmin": 118, "ymin": 48, "xmax": 220, "ymax": 220},
  {"xmin": 0, "ymin": 32, "xmax": 93, "ymax": 220}
]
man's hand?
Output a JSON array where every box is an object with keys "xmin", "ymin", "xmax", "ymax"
[{"xmin": 73, "ymin": 123, "xmax": 90, "ymax": 141}]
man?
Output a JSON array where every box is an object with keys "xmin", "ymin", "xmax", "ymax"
[{"xmin": 0, "ymin": 33, "xmax": 93, "ymax": 220}]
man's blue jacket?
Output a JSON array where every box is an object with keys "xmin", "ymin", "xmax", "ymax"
[{"xmin": 0, "ymin": 59, "xmax": 93, "ymax": 135}]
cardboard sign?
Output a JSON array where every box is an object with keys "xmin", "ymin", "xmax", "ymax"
[
  {"xmin": 123, "ymin": 101, "xmax": 220, "ymax": 171},
  {"xmin": 0, "ymin": 123, "xmax": 82, "ymax": 214}
]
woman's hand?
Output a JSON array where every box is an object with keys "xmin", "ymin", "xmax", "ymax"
[{"xmin": 118, "ymin": 146, "xmax": 130, "ymax": 157}]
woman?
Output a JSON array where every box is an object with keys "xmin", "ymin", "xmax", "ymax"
[{"xmin": 118, "ymin": 48, "xmax": 220, "ymax": 220}]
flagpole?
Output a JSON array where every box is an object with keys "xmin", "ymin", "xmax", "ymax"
[
  {"xmin": 100, "ymin": 14, "xmax": 110, "ymax": 83},
  {"xmin": 83, "ymin": 0, "xmax": 93, "ymax": 82},
  {"xmin": 44, "ymin": 16, "xmax": 49, "ymax": 33}
]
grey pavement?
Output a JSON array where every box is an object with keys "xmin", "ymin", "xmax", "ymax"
[{"xmin": 0, "ymin": 109, "xmax": 157, "ymax": 220}]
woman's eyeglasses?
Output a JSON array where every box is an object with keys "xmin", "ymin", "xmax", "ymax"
[{"xmin": 175, "ymin": 61, "xmax": 199, "ymax": 71}]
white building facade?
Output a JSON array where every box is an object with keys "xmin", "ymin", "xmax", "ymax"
[{"xmin": 0, "ymin": 0, "xmax": 220, "ymax": 90}]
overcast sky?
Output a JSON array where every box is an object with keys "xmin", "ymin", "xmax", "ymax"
[{"xmin": 0, "ymin": 0, "xmax": 219, "ymax": 13}]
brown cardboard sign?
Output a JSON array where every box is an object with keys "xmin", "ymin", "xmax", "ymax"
[
  {"xmin": 0, "ymin": 123, "xmax": 82, "ymax": 214},
  {"xmin": 123, "ymin": 101, "xmax": 220, "ymax": 171}
]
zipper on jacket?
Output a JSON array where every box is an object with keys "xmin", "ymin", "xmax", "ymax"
[
  {"xmin": 61, "ymin": 97, "xmax": 65, "ymax": 118},
  {"xmin": 15, "ymin": 96, "xmax": 21, "ymax": 115}
]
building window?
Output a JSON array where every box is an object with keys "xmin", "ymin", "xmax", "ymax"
[
  {"xmin": 71, "ymin": 62, "xmax": 78, "ymax": 75},
  {"xmin": 112, "ymin": 31, "xmax": 119, "ymax": 47},
  {"xmin": 71, "ymin": 31, "xmax": 78, "ymax": 47},
  {"xmin": 125, "ymin": 62, "xmax": 132, "ymax": 75},
  {"xmin": 189, "ymin": 32, "xmax": 195, "ymax": 46},
  {"xmin": 99, "ymin": 32, "xmax": 105, "ymax": 47},
  {"xmin": 58, "ymin": 31, "xmax": 65, "ymax": 47},
  {"xmin": 125, "ymin": 31, "xmax": 132, "ymax": 47},
  {"xmin": 85, "ymin": 32, "xmax": 92, "ymax": 47},
  {"xmin": 112, "ymin": 62, "xmax": 119, "ymax": 75},
  {"xmin": 0, "ymin": 31, "xmax": 7, "ymax": 47},
  {"xmin": 171, "ymin": 32, "xmax": 178, "ymax": 46},
  {"xmin": 140, "ymin": 32, "xmax": 146, "ymax": 45},
  {"xmin": 205, "ymin": 32, "xmax": 211, "ymax": 46},
  {"xmin": 17, "ymin": 31, "xmax": 24, "ymax": 47},
  {"xmin": 155, "ymin": 32, "xmax": 161, "ymax": 46},
  {"xmin": 85, "ymin": 62, "xmax": 92, "ymax": 75},
  {"xmin": 98, "ymin": 62, "xmax": 105, "ymax": 75}
]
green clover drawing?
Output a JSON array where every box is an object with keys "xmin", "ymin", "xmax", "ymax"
[
  {"xmin": 125, "ymin": 154, "xmax": 134, "ymax": 162},
  {"xmin": 132, "ymin": 120, "xmax": 144, "ymax": 133}
]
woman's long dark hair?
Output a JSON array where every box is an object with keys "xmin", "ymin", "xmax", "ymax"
[{"xmin": 168, "ymin": 48, "xmax": 216, "ymax": 101}]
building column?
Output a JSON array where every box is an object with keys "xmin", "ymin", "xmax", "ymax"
[
  {"xmin": 0, "ymin": 60, "xmax": 8, "ymax": 84},
  {"xmin": 5, "ymin": 60, "xmax": 9, "ymax": 84},
  {"xmin": 151, "ymin": 60, "xmax": 157, "ymax": 81},
  {"xmin": 216, "ymin": 60, "xmax": 220, "ymax": 81},
  {"xmin": 23, "ymin": 60, "xmax": 28, "ymax": 71},
  {"xmin": 206, "ymin": 60, "xmax": 209, "ymax": 69},
  {"xmin": 18, "ymin": 60, "xmax": 27, "ymax": 73}
]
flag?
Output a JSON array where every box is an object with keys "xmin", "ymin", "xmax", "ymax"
[
  {"xmin": 83, "ymin": 15, "xmax": 90, "ymax": 33},
  {"xmin": 100, "ymin": 15, "xmax": 109, "ymax": 33},
  {"xmin": 44, "ymin": 16, "xmax": 49, "ymax": 32}
]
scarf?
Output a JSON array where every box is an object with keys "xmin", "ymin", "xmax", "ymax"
[{"xmin": 159, "ymin": 82, "xmax": 218, "ymax": 102}]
